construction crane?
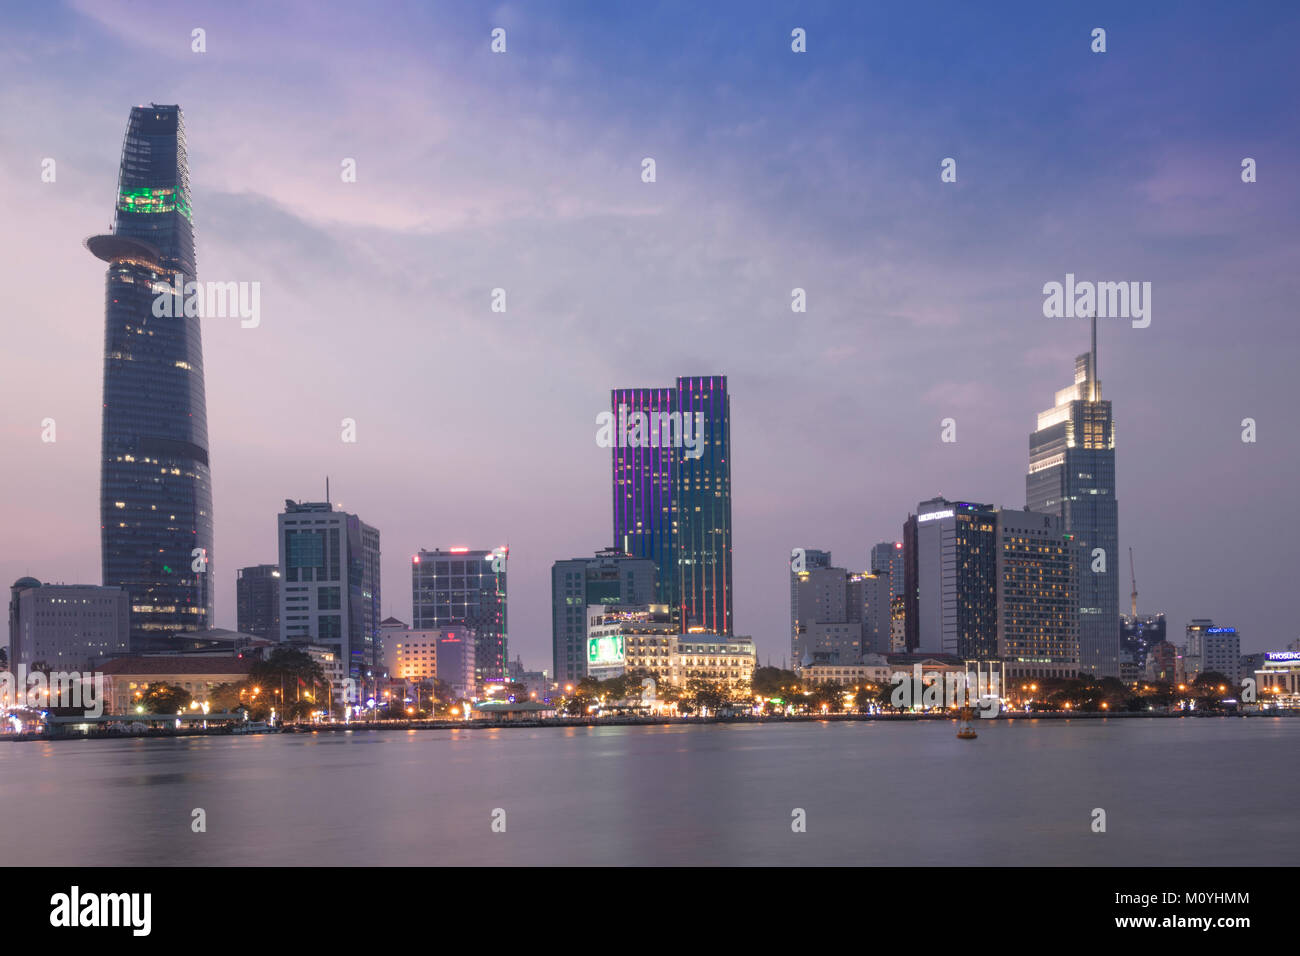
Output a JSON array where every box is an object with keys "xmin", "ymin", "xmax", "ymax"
[{"xmin": 1129, "ymin": 547, "xmax": 1138, "ymax": 620}]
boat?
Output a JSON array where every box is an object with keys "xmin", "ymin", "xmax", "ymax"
[{"xmin": 956, "ymin": 706, "xmax": 978, "ymax": 739}]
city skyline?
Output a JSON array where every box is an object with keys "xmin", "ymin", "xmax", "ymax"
[{"xmin": 2, "ymin": 2, "xmax": 1299, "ymax": 670}]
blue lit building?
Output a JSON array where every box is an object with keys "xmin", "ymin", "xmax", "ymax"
[{"xmin": 611, "ymin": 376, "xmax": 733, "ymax": 634}]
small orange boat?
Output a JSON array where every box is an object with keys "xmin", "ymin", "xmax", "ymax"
[{"xmin": 956, "ymin": 706, "xmax": 978, "ymax": 739}]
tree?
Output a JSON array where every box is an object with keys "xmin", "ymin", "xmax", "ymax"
[
  {"xmin": 142, "ymin": 682, "xmax": 192, "ymax": 714},
  {"xmin": 811, "ymin": 682, "xmax": 844, "ymax": 713},
  {"xmin": 207, "ymin": 682, "xmax": 244, "ymax": 712},
  {"xmin": 752, "ymin": 666, "xmax": 802, "ymax": 699},
  {"xmin": 249, "ymin": 647, "xmax": 327, "ymax": 720},
  {"xmin": 687, "ymin": 678, "xmax": 725, "ymax": 715}
]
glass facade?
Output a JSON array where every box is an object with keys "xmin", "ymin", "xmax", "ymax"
[
  {"xmin": 610, "ymin": 376, "xmax": 733, "ymax": 635},
  {"xmin": 1027, "ymin": 350, "xmax": 1120, "ymax": 677},
  {"xmin": 92, "ymin": 105, "xmax": 213, "ymax": 650},
  {"xmin": 412, "ymin": 549, "xmax": 507, "ymax": 682}
]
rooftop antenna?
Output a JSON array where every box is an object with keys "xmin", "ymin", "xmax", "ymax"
[
  {"xmin": 326, "ymin": 476, "xmax": 330, "ymax": 505},
  {"xmin": 1089, "ymin": 309, "xmax": 1098, "ymax": 402},
  {"xmin": 1129, "ymin": 547, "xmax": 1138, "ymax": 620}
]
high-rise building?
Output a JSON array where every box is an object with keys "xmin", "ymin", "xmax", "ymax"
[
  {"xmin": 790, "ymin": 563, "xmax": 887, "ymax": 667},
  {"xmin": 870, "ymin": 541, "xmax": 905, "ymax": 608},
  {"xmin": 278, "ymin": 500, "xmax": 381, "ymax": 695},
  {"xmin": 611, "ymin": 375, "xmax": 732, "ymax": 634},
  {"xmin": 551, "ymin": 549, "xmax": 656, "ymax": 685},
  {"xmin": 903, "ymin": 498, "xmax": 998, "ymax": 657},
  {"xmin": 995, "ymin": 508, "xmax": 1079, "ymax": 679},
  {"xmin": 8, "ymin": 579, "xmax": 130, "ymax": 669},
  {"xmin": 789, "ymin": 548, "xmax": 832, "ymax": 664},
  {"xmin": 412, "ymin": 547, "xmax": 508, "ymax": 682},
  {"xmin": 1185, "ymin": 620, "xmax": 1240, "ymax": 683},
  {"xmin": 1121, "ymin": 613, "xmax": 1166, "ymax": 673},
  {"xmin": 1027, "ymin": 316, "xmax": 1120, "ymax": 677},
  {"xmin": 235, "ymin": 564, "xmax": 280, "ymax": 641},
  {"xmin": 89, "ymin": 104, "xmax": 213, "ymax": 650}
]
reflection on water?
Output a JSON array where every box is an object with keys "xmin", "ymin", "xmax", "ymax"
[{"xmin": 0, "ymin": 719, "xmax": 1294, "ymax": 866}]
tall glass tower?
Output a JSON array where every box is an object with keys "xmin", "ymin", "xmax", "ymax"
[
  {"xmin": 88, "ymin": 105, "xmax": 213, "ymax": 650},
  {"xmin": 611, "ymin": 375, "xmax": 732, "ymax": 635},
  {"xmin": 1026, "ymin": 316, "xmax": 1119, "ymax": 677}
]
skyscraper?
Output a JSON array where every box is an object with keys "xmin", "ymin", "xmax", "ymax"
[
  {"xmin": 1027, "ymin": 316, "xmax": 1120, "ymax": 677},
  {"xmin": 278, "ymin": 500, "xmax": 381, "ymax": 696},
  {"xmin": 89, "ymin": 104, "xmax": 213, "ymax": 650},
  {"xmin": 412, "ymin": 547, "xmax": 508, "ymax": 683},
  {"xmin": 995, "ymin": 508, "xmax": 1079, "ymax": 679},
  {"xmin": 235, "ymin": 564, "xmax": 280, "ymax": 641},
  {"xmin": 903, "ymin": 497, "xmax": 998, "ymax": 657},
  {"xmin": 611, "ymin": 375, "xmax": 732, "ymax": 634}
]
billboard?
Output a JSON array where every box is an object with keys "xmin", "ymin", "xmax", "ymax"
[{"xmin": 587, "ymin": 633, "xmax": 625, "ymax": 666}]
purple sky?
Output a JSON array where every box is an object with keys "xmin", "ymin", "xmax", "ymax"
[{"xmin": 2, "ymin": 1, "xmax": 1299, "ymax": 665}]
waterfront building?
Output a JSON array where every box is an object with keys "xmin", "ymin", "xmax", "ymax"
[
  {"xmin": 1255, "ymin": 651, "xmax": 1300, "ymax": 707},
  {"xmin": 278, "ymin": 499, "xmax": 381, "ymax": 698},
  {"xmin": 412, "ymin": 547, "xmax": 507, "ymax": 682},
  {"xmin": 789, "ymin": 548, "xmax": 833, "ymax": 664},
  {"xmin": 611, "ymin": 375, "xmax": 732, "ymax": 634},
  {"xmin": 235, "ymin": 564, "xmax": 280, "ymax": 641},
  {"xmin": 903, "ymin": 498, "xmax": 998, "ymax": 657},
  {"xmin": 89, "ymin": 104, "xmax": 214, "ymax": 650},
  {"xmin": 1026, "ymin": 316, "xmax": 1120, "ymax": 677},
  {"xmin": 551, "ymin": 549, "xmax": 656, "ymax": 685},
  {"xmin": 7, "ymin": 579, "xmax": 130, "ymax": 670},
  {"xmin": 99, "ymin": 656, "xmax": 253, "ymax": 714},
  {"xmin": 995, "ymin": 508, "xmax": 1079, "ymax": 680}
]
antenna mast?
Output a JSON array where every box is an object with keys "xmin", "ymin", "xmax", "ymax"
[{"xmin": 1128, "ymin": 547, "xmax": 1138, "ymax": 619}]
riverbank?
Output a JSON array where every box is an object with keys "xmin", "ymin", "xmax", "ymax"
[{"xmin": 6, "ymin": 707, "xmax": 1293, "ymax": 741}]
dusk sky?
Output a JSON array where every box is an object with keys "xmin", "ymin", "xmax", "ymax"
[{"xmin": 2, "ymin": 1, "xmax": 1298, "ymax": 665}]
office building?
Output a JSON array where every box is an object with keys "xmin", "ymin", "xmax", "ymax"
[
  {"xmin": 1121, "ymin": 613, "xmax": 1166, "ymax": 674},
  {"xmin": 278, "ymin": 499, "xmax": 381, "ymax": 697},
  {"xmin": 792, "ymin": 563, "xmax": 864, "ymax": 667},
  {"xmin": 789, "ymin": 548, "xmax": 832, "ymax": 664},
  {"xmin": 435, "ymin": 630, "xmax": 477, "ymax": 700},
  {"xmin": 412, "ymin": 547, "xmax": 507, "ymax": 682},
  {"xmin": 1026, "ymin": 316, "xmax": 1120, "ymax": 677},
  {"xmin": 1185, "ymin": 620, "xmax": 1240, "ymax": 683},
  {"xmin": 995, "ymin": 508, "xmax": 1079, "ymax": 679},
  {"xmin": 89, "ymin": 104, "xmax": 214, "ymax": 649},
  {"xmin": 235, "ymin": 564, "xmax": 280, "ymax": 641},
  {"xmin": 7, "ymin": 579, "xmax": 130, "ymax": 669},
  {"xmin": 611, "ymin": 375, "xmax": 732, "ymax": 634},
  {"xmin": 903, "ymin": 498, "xmax": 998, "ymax": 657},
  {"xmin": 551, "ymin": 549, "xmax": 656, "ymax": 684},
  {"xmin": 870, "ymin": 541, "xmax": 906, "ymax": 609}
]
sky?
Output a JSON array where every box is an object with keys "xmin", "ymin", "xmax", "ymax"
[{"xmin": 1, "ymin": 0, "xmax": 1298, "ymax": 666}]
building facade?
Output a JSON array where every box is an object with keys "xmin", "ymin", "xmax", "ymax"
[
  {"xmin": 1026, "ymin": 324, "xmax": 1120, "ymax": 677},
  {"xmin": 235, "ymin": 564, "xmax": 280, "ymax": 641},
  {"xmin": 611, "ymin": 375, "xmax": 733, "ymax": 635},
  {"xmin": 995, "ymin": 508, "xmax": 1079, "ymax": 679},
  {"xmin": 7, "ymin": 579, "xmax": 130, "ymax": 670},
  {"xmin": 904, "ymin": 498, "xmax": 998, "ymax": 658},
  {"xmin": 551, "ymin": 549, "xmax": 656, "ymax": 685},
  {"xmin": 90, "ymin": 104, "xmax": 214, "ymax": 650},
  {"xmin": 278, "ymin": 500, "xmax": 381, "ymax": 695},
  {"xmin": 412, "ymin": 547, "xmax": 507, "ymax": 683}
]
